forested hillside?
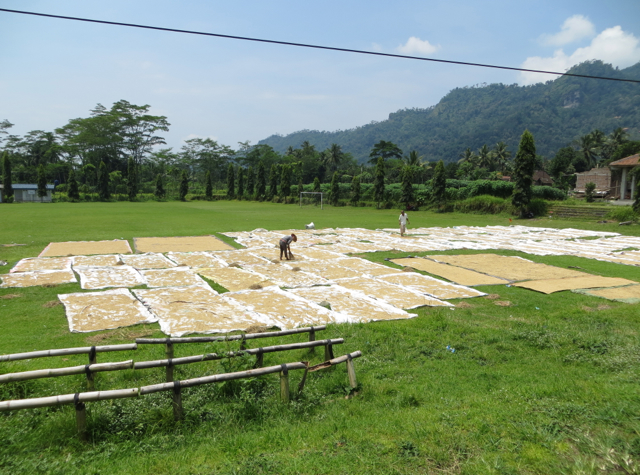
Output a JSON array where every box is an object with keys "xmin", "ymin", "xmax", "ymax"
[{"xmin": 259, "ymin": 61, "xmax": 640, "ymax": 163}]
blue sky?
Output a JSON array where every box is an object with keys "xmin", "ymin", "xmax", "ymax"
[{"xmin": 1, "ymin": 0, "xmax": 639, "ymax": 151}]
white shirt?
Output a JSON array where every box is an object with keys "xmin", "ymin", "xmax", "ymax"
[{"xmin": 399, "ymin": 213, "xmax": 408, "ymax": 225}]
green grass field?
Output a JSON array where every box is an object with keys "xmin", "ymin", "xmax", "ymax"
[{"xmin": 1, "ymin": 201, "xmax": 639, "ymax": 474}]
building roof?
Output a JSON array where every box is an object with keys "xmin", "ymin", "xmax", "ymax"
[
  {"xmin": 0, "ymin": 184, "xmax": 54, "ymax": 190},
  {"xmin": 609, "ymin": 154, "xmax": 640, "ymax": 167}
]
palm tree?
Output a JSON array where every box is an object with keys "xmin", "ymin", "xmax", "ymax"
[
  {"xmin": 323, "ymin": 143, "xmax": 344, "ymax": 173},
  {"xmin": 405, "ymin": 150, "xmax": 430, "ymax": 183},
  {"xmin": 578, "ymin": 133, "xmax": 599, "ymax": 169},
  {"xmin": 478, "ymin": 144, "xmax": 492, "ymax": 170},
  {"xmin": 493, "ymin": 141, "xmax": 512, "ymax": 174},
  {"xmin": 458, "ymin": 148, "xmax": 478, "ymax": 165}
]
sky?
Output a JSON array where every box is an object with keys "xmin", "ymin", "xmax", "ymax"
[{"xmin": 1, "ymin": 0, "xmax": 639, "ymax": 152}]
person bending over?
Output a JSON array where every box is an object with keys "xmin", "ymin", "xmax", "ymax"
[{"xmin": 279, "ymin": 233, "xmax": 297, "ymax": 260}]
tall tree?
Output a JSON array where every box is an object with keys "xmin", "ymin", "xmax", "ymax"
[
  {"xmin": 369, "ymin": 140, "xmax": 403, "ymax": 164},
  {"xmin": 477, "ymin": 144, "xmax": 492, "ymax": 170},
  {"xmin": 400, "ymin": 166, "xmax": 414, "ymax": 208},
  {"xmin": 97, "ymin": 161, "xmax": 110, "ymax": 201},
  {"xmin": 37, "ymin": 164, "xmax": 47, "ymax": 200},
  {"xmin": 512, "ymin": 130, "xmax": 537, "ymax": 218},
  {"xmin": 246, "ymin": 165, "xmax": 255, "ymax": 198},
  {"xmin": 179, "ymin": 170, "xmax": 188, "ymax": 201},
  {"xmin": 205, "ymin": 170, "xmax": 212, "ymax": 200},
  {"xmin": 350, "ymin": 174, "xmax": 361, "ymax": 206},
  {"xmin": 492, "ymin": 142, "xmax": 512, "ymax": 175},
  {"xmin": 127, "ymin": 157, "xmax": 138, "ymax": 201},
  {"xmin": 313, "ymin": 177, "xmax": 321, "ymax": 193},
  {"xmin": 68, "ymin": 167, "xmax": 80, "ymax": 201},
  {"xmin": 256, "ymin": 161, "xmax": 266, "ymax": 200},
  {"xmin": 329, "ymin": 171, "xmax": 340, "ymax": 206},
  {"xmin": 323, "ymin": 143, "xmax": 344, "ymax": 173},
  {"xmin": 268, "ymin": 164, "xmax": 279, "ymax": 199},
  {"xmin": 155, "ymin": 173, "xmax": 166, "ymax": 200},
  {"xmin": 280, "ymin": 164, "xmax": 291, "ymax": 200},
  {"xmin": 1, "ymin": 152, "xmax": 13, "ymax": 201},
  {"xmin": 226, "ymin": 163, "xmax": 235, "ymax": 199},
  {"xmin": 374, "ymin": 156, "xmax": 386, "ymax": 208},
  {"xmin": 237, "ymin": 166, "xmax": 245, "ymax": 199},
  {"xmin": 431, "ymin": 160, "xmax": 447, "ymax": 210}
]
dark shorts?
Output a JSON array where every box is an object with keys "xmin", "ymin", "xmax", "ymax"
[{"xmin": 279, "ymin": 239, "xmax": 288, "ymax": 251}]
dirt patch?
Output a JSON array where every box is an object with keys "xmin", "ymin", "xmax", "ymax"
[
  {"xmin": 581, "ymin": 305, "xmax": 594, "ymax": 312},
  {"xmin": 456, "ymin": 301, "xmax": 473, "ymax": 308},
  {"xmin": 245, "ymin": 325, "xmax": 271, "ymax": 334},
  {"xmin": 249, "ymin": 283, "xmax": 263, "ymax": 290},
  {"xmin": 494, "ymin": 301, "xmax": 512, "ymax": 307},
  {"xmin": 597, "ymin": 304, "xmax": 612, "ymax": 310},
  {"xmin": 484, "ymin": 294, "xmax": 501, "ymax": 300},
  {"xmin": 0, "ymin": 294, "xmax": 22, "ymax": 299},
  {"xmin": 402, "ymin": 267, "xmax": 415, "ymax": 272},
  {"xmin": 43, "ymin": 300, "xmax": 61, "ymax": 308}
]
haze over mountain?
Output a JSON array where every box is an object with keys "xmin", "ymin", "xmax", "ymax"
[{"xmin": 259, "ymin": 61, "xmax": 640, "ymax": 163}]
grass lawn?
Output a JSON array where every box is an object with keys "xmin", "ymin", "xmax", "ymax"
[{"xmin": 1, "ymin": 201, "xmax": 639, "ymax": 474}]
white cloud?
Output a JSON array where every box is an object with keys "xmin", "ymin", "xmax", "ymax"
[
  {"xmin": 396, "ymin": 37, "xmax": 440, "ymax": 56},
  {"xmin": 540, "ymin": 15, "xmax": 595, "ymax": 46},
  {"xmin": 520, "ymin": 25, "xmax": 640, "ymax": 85}
]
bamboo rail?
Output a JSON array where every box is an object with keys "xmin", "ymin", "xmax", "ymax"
[
  {"xmin": 133, "ymin": 339, "xmax": 344, "ymax": 371},
  {"xmin": 0, "ymin": 344, "xmax": 137, "ymax": 362},
  {"xmin": 135, "ymin": 325, "xmax": 325, "ymax": 345},
  {"xmin": 0, "ymin": 360, "xmax": 134, "ymax": 383},
  {"xmin": 139, "ymin": 362, "xmax": 308, "ymax": 395},
  {"xmin": 0, "ymin": 388, "xmax": 140, "ymax": 411}
]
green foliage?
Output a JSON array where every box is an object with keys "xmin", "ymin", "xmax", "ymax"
[
  {"xmin": 155, "ymin": 173, "xmax": 166, "ymax": 200},
  {"xmin": 605, "ymin": 206, "xmax": 637, "ymax": 222},
  {"xmin": 127, "ymin": 157, "xmax": 138, "ymax": 201},
  {"xmin": 369, "ymin": 140, "xmax": 403, "ymax": 164},
  {"xmin": 400, "ymin": 166, "xmax": 414, "ymax": 207},
  {"xmin": 350, "ymin": 174, "xmax": 361, "ymax": 205},
  {"xmin": 36, "ymin": 164, "xmax": 47, "ymax": 199},
  {"xmin": 226, "ymin": 163, "xmax": 235, "ymax": 199},
  {"xmin": 67, "ymin": 167, "xmax": 80, "ymax": 201},
  {"xmin": 329, "ymin": 171, "xmax": 340, "ymax": 206},
  {"xmin": 205, "ymin": 171, "xmax": 212, "ymax": 200},
  {"xmin": 268, "ymin": 163, "xmax": 278, "ymax": 199},
  {"xmin": 512, "ymin": 130, "xmax": 537, "ymax": 217},
  {"xmin": 374, "ymin": 157, "xmax": 385, "ymax": 207},
  {"xmin": 528, "ymin": 198, "xmax": 549, "ymax": 216},
  {"xmin": 2, "ymin": 151, "xmax": 14, "ymax": 200},
  {"xmin": 237, "ymin": 167, "xmax": 245, "ymax": 199},
  {"xmin": 97, "ymin": 161, "xmax": 110, "ymax": 201},
  {"xmin": 179, "ymin": 170, "xmax": 188, "ymax": 201},
  {"xmin": 313, "ymin": 176, "xmax": 321, "ymax": 193},
  {"xmin": 256, "ymin": 161, "xmax": 266, "ymax": 200},
  {"xmin": 246, "ymin": 166, "xmax": 254, "ymax": 198},
  {"xmin": 585, "ymin": 182, "xmax": 596, "ymax": 203},
  {"xmin": 279, "ymin": 164, "xmax": 291, "ymax": 199},
  {"xmin": 431, "ymin": 160, "xmax": 447, "ymax": 209},
  {"xmin": 453, "ymin": 195, "xmax": 514, "ymax": 214}
]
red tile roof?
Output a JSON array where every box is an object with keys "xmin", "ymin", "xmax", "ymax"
[{"xmin": 609, "ymin": 154, "xmax": 640, "ymax": 167}]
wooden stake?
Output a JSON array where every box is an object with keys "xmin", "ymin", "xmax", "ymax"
[
  {"xmin": 86, "ymin": 346, "xmax": 97, "ymax": 391},
  {"xmin": 239, "ymin": 334, "xmax": 246, "ymax": 351},
  {"xmin": 308, "ymin": 326, "xmax": 315, "ymax": 342},
  {"xmin": 255, "ymin": 349, "xmax": 264, "ymax": 368},
  {"xmin": 74, "ymin": 394, "xmax": 87, "ymax": 441},
  {"xmin": 346, "ymin": 354, "xmax": 357, "ymax": 388},
  {"xmin": 172, "ymin": 382, "xmax": 183, "ymax": 421},
  {"xmin": 280, "ymin": 365, "xmax": 290, "ymax": 403},
  {"xmin": 297, "ymin": 363, "xmax": 309, "ymax": 394},
  {"xmin": 324, "ymin": 340, "xmax": 334, "ymax": 362},
  {"xmin": 165, "ymin": 342, "xmax": 174, "ymax": 383}
]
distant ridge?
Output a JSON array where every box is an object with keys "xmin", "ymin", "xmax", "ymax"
[{"xmin": 259, "ymin": 60, "xmax": 640, "ymax": 163}]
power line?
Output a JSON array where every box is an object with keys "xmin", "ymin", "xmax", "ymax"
[{"xmin": 2, "ymin": 7, "xmax": 639, "ymax": 85}]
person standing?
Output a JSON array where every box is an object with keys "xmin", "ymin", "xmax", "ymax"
[
  {"xmin": 279, "ymin": 233, "xmax": 297, "ymax": 260},
  {"xmin": 399, "ymin": 210, "xmax": 410, "ymax": 237}
]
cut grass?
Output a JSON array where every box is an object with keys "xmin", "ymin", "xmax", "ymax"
[{"xmin": 0, "ymin": 201, "xmax": 639, "ymax": 474}]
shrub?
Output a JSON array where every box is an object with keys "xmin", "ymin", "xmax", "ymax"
[
  {"xmin": 585, "ymin": 182, "xmax": 596, "ymax": 203},
  {"xmin": 532, "ymin": 186, "xmax": 566, "ymax": 201},
  {"xmin": 606, "ymin": 207, "xmax": 638, "ymax": 222},
  {"xmin": 454, "ymin": 195, "xmax": 514, "ymax": 214},
  {"xmin": 528, "ymin": 198, "xmax": 548, "ymax": 216}
]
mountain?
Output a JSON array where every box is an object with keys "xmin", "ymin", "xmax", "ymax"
[{"xmin": 259, "ymin": 61, "xmax": 640, "ymax": 163}]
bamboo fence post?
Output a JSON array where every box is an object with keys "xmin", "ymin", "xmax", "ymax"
[
  {"xmin": 346, "ymin": 354, "xmax": 357, "ymax": 389},
  {"xmin": 279, "ymin": 364, "xmax": 290, "ymax": 403},
  {"xmin": 74, "ymin": 393, "xmax": 87, "ymax": 441},
  {"xmin": 297, "ymin": 363, "xmax": 309, "ymax": 394},
  {"xmin": 324, "ymin": 340, "xmax": 334, "ymax": 362},
  {"xmin": 239, "ymin": 334, "xmax": 247, "ymax": 351},
  {"xmin": 255, "ymin": 348, "xmax": 264, "ymax": 368},
  {"xmin": 86, "ymin": 346, "xmax": 96, "ymax": 391},
  {"xmin": 308, "ymin": 326, "xmax": 315, "ymax": 342},
  {"xmin": 172, "ymin": 382, "xmax": 183, "ymax": 421},
  {"xmin": 165, "ymin": 341, "xmax": 174, "ymax": 383}
]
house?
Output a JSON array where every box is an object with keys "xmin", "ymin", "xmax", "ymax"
[
  {"xmin": 572, "ymin": 153, "xmax": 640, "ymax": 200},
  {"xmin": 532, "ymin": 170, "xmax": 553, "ymax": 186},
  {"xmin": 608, "ymin": 153, "xmax": 639, "ymax": 200},
  {"xmin": 0, "ymin": 184, "xmax": 54, "ymax": 203}
]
